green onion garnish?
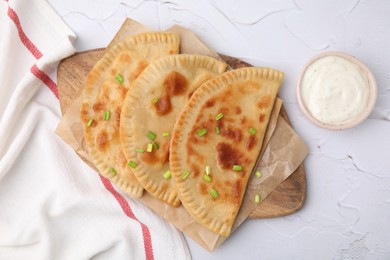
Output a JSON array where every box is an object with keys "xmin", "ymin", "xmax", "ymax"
[
  {"xmin": 103, "ymin": 110, "xmax": 110, "ymax": 121},
  {"xmin": 147, "ymin": 130, "xmax": 156, "ymax": 140},
  {"xmin": 197, "ymin": 128, "xmax": 208, "ymax": 137},
  {"xmin": 136, "ymin": 149, "xmax": 144, "ymax": 153},
  {"xmin": 152, "ymin": 97, "xmax": 159, "ymax": 104},
  {"xmin": 215, "ymin": 126, "xmax": 220, "ymax": 135},
  {"xmin": 232, "ymin": 165, "xmax": 243, "ymax": 171},
  {"xmin": 128, "ymin": 161, "xmax": 137, "ymax": 169},
  {"xmin": 210, "ymin": 189, "xmax": 219, "ymax": 199},
  {"xmin": 255, "ymin": 194, "xmax": 261, "ymax": 204},
  {"xmin": 203, "ymin": 175, "xmax": 211, "ymax": 182},
  {"xmin": 205, "ymin": 165, "xmax": 211, "ymax": 175},
  {"xmin": 163, "ymin": 170, "xmax": 171, "ymax": 180},
  {"xmin": 162, "ymin": 132, "xmax": 170, "ymax": 137},
  {"xmin": 249, "ymin": 127, "xmax": 257, "ymax": 135},
  {"xmin": 153, "ymin": 141, "xmax": 160, "ymax": 150},
  {"xmin": 87, "ymin": 118, "xmax": 94, "ymax": 127},
  {"xmin": 115, "ymin": 74, "xmax": 124, "ymax": 84},
  {"xmin": 255, "ymin": 170, "xmax": 263, "ymax": 178},
  {"xmin": 181, "ymin": 170, "xmax": 190, "ymax": 179},
  {"xmin": 216, "ymin": 113, "xmax": 224, "ymax": 121},
  {"xmin": 146, "ymin": 143, "xmax": 153, "ymax": 153},
  {"xmin": 109, "ymin": 167, "xmax": 117, "ymax": 176}
]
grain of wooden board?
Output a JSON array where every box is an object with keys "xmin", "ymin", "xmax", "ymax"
[{"xmin": 57, "ymin": 49, "xmax": 306, "ymax": 219}]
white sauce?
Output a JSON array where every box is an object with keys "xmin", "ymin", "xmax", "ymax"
[{"xmin": 301, "ymin": 55, "xmax": 370, "ymax": 125}]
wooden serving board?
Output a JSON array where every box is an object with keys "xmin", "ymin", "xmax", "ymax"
[{"xmin": 57, "ymin": 49, "xmax": 306, "ymax": 219}]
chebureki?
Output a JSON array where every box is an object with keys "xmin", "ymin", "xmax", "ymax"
[
  {"xmin": 170, "ymin": 67, "xmax": 284, "ymax": 236},
  {"xmin": 120, "ymin": 54, "xmax": 227, "ymax": 207},
  {"xmin": 80, "ymin": 29, "xmax": 284, "ymax": 238},
  {"xmin": 80, "ymin": 32, "xmax": 180, "ymax": 198}
]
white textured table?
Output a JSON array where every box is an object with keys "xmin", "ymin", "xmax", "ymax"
[{"xmin": 49, "ymin": 1, "xmax": 390, "ymax": 259}]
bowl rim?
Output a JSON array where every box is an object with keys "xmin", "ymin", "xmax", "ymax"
[{"xmin": 296, "ymin": 51, "xmax": 377, "ymax": 130}]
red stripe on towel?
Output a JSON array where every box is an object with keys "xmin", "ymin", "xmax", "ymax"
[
  {"xmin": 7, "ymin": 4, "xmax": 59, "ymax": 98},
  {"xmin": 30, "ymin": 64, "xmax": 59, "ymax": 98},
  {"xmin": 7, "ymin": 6, "xmax": 42, "ymax": 59},
  {"xmin": 100, "ymin": 176, "xmax": 155, "ymax": 260}
]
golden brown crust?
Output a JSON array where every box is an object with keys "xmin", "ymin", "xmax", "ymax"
[
  {"xmin": 120, "ymin": 54, "xmax": 227, "ymax": 206},
  {"xmin": 80, "ymin": 32, "xmax": 180, "ymax": 198},
  {"xmin": 170, "ymin": 67, "xmax": 284, "ymax": 236}
]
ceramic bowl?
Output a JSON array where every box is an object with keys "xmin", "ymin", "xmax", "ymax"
[{"xmin": 296, "ymin": 51, "xmax": 377, "ymax": 130}]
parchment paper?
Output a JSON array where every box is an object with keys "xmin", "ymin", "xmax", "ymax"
[{"xmin": 56, "ymin": 18, "xmax": 308, "ymax": 252}]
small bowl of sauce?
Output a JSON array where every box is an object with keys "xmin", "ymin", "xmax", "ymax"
[{"xmin": 297, "ymin": 51, "xmax": 377, "ymax": 130}]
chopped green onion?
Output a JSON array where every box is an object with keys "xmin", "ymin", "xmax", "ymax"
[
  {"xmin": 197, "ymin": 128, "xmax": 208, "ymax": 137},
  {"xmin": 128, "ymin": 161, "xmax": 137, "ymax": 169},
  {"xmin": 232, "ymin": 165, "xmax": 243, "ymax": 171},
  {"xmin": 205, "ymin": 165, "xmax": 211, "ymax": 175},
  {"xmin": 203, "ymin": 175, "xmax": 211, "ymax": 182},
  {"xmin": 109, "ymin": 167, "xmax": 117, "ymax": 176},
  {"xmin": 163, "ymin": 170, "xmax": 171, "ymax": 180},
  {"xmin": 136, "ymin": 149, "xmax": 144, "ymax": 153},
  {"xmin": 103, "ymin": 110, "xmax": 110, "ymax": 121},
  {"xmin": 153, "ymin": 141, "xmax": 160, "ymax": 150},
  {"xmin": 147, "ymin": 130, "xmax": 156, "ymax": 140},
  {"xmin": 249, "ymin": 127, "xmax": 257, "ymax": 135},
  {"xmin": 210, "ymin": 189, "xmax": 219, "ymax": 199},
  {"xmin": 146, "ymin": 143, "xmax": 153, "ymax": 153},
  {"xmin": 255, "ymin": 170, "xmax": 263, "ymax": 178},
  {"xmin": 215, "ymin": 126, "xmax": 220, "ymax": 135},
  {"xmin": 87, "ymin": 118, "xmax": 94, "ymax": 127},
  {"xmin": 181, "ymin": 170, "xmax": 190, "ymax": 179},
  {"xmin": 162, "ymin": 132, "xmax": 170, "ymax": 137},
  {"xmin": 255, "ymin": 194, "xmax": 261, "ymax": 204},
  {"xmin": 152, "ymin": 97, "xmax": 159, "ymax": 104},
  {"xmin": 216, "ymin": 113, "xmax": 224, "ymax": 121},
  {"xmin": 115, "ymin": 74, "xmax": 124, "ymax": 84}
]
